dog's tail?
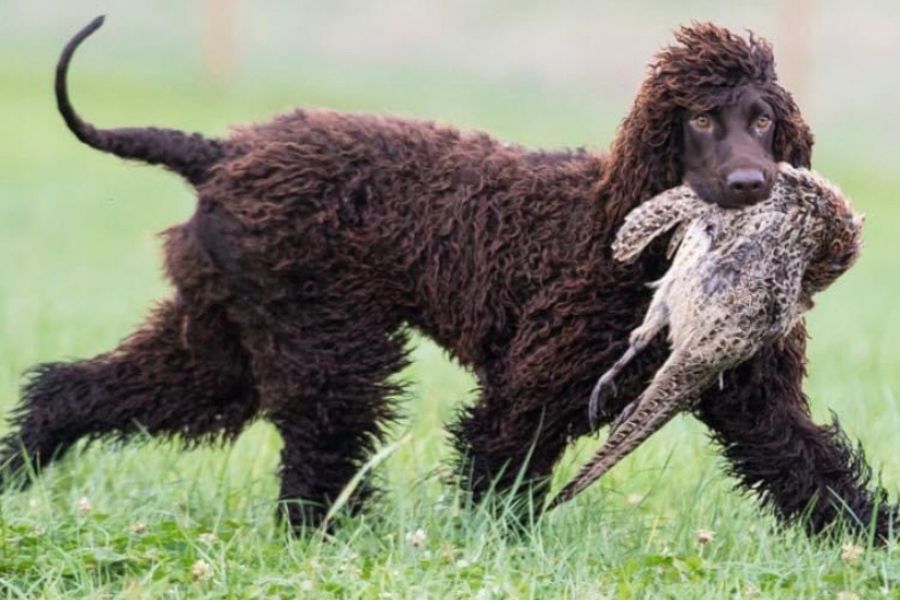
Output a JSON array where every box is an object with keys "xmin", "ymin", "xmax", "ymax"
[{"xmin": 56, "ymin": 16, "xmax": 225, "ymax": 186}]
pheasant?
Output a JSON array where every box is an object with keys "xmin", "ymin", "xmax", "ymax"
[{"xmin": 550, "ymin": 163, "xmax": 864, "ymax": 508}]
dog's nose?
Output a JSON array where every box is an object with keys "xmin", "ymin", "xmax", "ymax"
[
  {"xmin": 725, "ymin": 169, "xmax": 769, "ymax": 204},
  {"xmin": 727, "ymin": 169, "xmax": 766, "ymax": 193}
]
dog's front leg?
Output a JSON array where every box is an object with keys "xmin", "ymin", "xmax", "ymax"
[{"xmin": 695, "ymin": 323, "xmax": 898, "ymax": 542}]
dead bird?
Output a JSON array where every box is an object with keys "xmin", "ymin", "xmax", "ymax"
[{"xmin": 549, "ymin": 163, "xmax": 864, "ymax": 508}]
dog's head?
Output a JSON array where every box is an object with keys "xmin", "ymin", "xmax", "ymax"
[{"xmin": 602, "ymin": 23, "xmax": 813, "ymax": 221}]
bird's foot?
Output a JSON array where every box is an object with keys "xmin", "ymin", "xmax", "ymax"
[{"xmin": 588, "ymin": 371, "xmax": 619, "ymax": 428}]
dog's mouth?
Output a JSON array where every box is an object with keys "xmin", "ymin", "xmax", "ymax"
[
  {"xmin": 685, "ymin": 178, "xmax": 725, "ymax": 207},
  {"xmin": 686, "ymin": 169, "xmax": 775, "ymax": 209}
]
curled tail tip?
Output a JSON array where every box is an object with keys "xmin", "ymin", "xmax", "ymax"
[
  {"xmin": 61, "ymin": 16, "xmax": 107, "ymax": 64},
  {"xmin": 68, "ymin": 16, "xmax": 106, "ymax": 45},
  {"xmin": 54, "ymin": 15, "xmax": 223, "ymax": 186},
  {"xmin": 56, "ymin": 16, "xmax": 107, "ymax": 142},
  {"xmin": 79, "ymin": 15, "xmax": 107, "ymax": 35}
]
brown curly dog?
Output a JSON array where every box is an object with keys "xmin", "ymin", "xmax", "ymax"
[{"xmin": 2, "ymin": 16, "xmax": 895, "ymax": 540}]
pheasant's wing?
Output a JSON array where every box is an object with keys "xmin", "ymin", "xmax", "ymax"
[
  {"xmin": 612, "ymin": 186, "xmax": 705, "ymax": 263},
  {"xmin": 666, "ymin": 222, "xmax": 690, "ymax": 260},
  {"xmin": 783, "ymin": 164, "xmax": 865, "ymax": 298}
]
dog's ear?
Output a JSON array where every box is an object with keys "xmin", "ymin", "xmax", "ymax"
[
  {"xmin": 596, "ymin": 86, "xmax": 685, "ymax": 228},
  {"xmin": 774, "ymin": 109, "xmax": 813, "ymax": 168},
  {"xmin": 768, "ymin": 87, "xmax": 814, "ymax": 168}
]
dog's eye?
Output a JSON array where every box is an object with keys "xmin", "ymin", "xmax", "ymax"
[
  {"xmin": 691, "ymin": 114, "xmax": 712, "ymax": 130},
  {"xmin": 755, "ymin": 115, "xmax": 772, "ymax": 130}
]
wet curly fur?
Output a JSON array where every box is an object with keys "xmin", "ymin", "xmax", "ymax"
[{"xmin": 1, "ymin": 18, "xmax": 895, "ymax": 539}]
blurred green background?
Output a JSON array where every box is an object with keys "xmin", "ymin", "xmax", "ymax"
[{"xmin": 1, "ymin": 1, "xmax": 899, "ymax": 596}]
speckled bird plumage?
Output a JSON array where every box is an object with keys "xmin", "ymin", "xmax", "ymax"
[{"xmin": 552, "ymin": 164, "xmax": 864, "ymax": 506}]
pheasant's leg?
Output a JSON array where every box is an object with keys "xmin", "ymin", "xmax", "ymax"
[
  {"xmin": 555, "ymin": 348, "xmax": 718, "ymax": 507},
  {"xmin": 588, "ymin": 299, "xmax": 669, "ymax": 426}
]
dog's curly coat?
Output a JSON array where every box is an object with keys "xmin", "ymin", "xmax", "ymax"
[{"xmin": 2, "ymin": 18, "xmax": 895, "ymax": 538}]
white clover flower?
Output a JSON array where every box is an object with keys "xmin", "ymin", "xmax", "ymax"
[
  {"xmin": 191, "ymin": 559, "xmax": 212, "ymax": 582},
  {"xmin": 129, "ymin": 522, "xmax": 147, "ymax": 534},
  {"xmin": 695, "ymin": 529, "xmax": 714, "ymax": 545},
  {"xmin": 405, "ymin": 528, "xmax": 427, "ymax": 548},
  {"xmin": 840, "ymin": 543, "xmax": 863, "ymax": 565},
  {"xmin": 76, "ymin": 497, "xmax": 93, "ymax": 514},
  {"xmin": 199, "ymin": 532, "xmax": 218, "ymax": 545}
]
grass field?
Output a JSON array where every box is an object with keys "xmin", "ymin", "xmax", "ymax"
[{"xmin": 1, "ymin": 49, "xmax": 899, "ymax": 598}]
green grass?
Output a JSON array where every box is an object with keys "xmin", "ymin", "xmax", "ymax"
[{"xmin": 1, "ymin": 53, "xmax": 899, "ymax": 598}]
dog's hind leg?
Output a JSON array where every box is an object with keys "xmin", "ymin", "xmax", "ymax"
[
  {"xmin": 0, "ymin": 297, "xmax": 258, "ymax": 490},
  {"xmin": 232, "ymin": 300, "xmax": 409, "ymax": 533},
  {"xmin": 452, "ymin": 379, "xmax": 570, "ymax": 521}
]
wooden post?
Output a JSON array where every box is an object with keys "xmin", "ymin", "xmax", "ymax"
[
  {"xmin": 777, "ymin": 0, "xmax": 814, "ymax": 110},
  {"xmin": 200, "ymin": 0, "xmax": 238, "ymax": 86}
]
